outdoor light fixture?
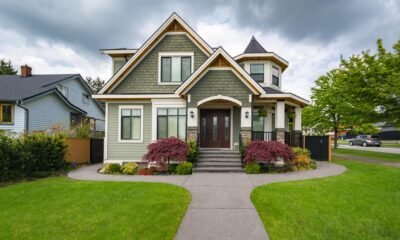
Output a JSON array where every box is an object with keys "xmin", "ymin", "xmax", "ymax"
[
  {"xmin": 245, "ymin": 111, "xmax": 249, "ymax": 118},
  {"xmin": 190, "ymin": 111, "xmax": 194, "ymax": 118}
]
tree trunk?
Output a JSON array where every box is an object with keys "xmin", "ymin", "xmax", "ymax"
[{"xmin": 334, "ymin": 127, "xmax": 338, "ymax": 149}]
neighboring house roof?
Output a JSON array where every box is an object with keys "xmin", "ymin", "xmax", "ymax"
[
  {"xmin": 0, "ymin": 74, "xmax": 78, "ymax": 101},
  {"xmin": 0, "ymin": 74, "xmax": 88, "ymax": 114},
  {"xmin": 99, "ymin": 12, "xmax": 215, "ymax": 94},
  {"xmin": 244, "ymin": 36, "xmax": 268, "ymax": 54}
]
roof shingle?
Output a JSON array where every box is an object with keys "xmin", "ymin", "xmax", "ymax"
[{"xmin": 244, "ymin": 36, "xmax": 268, "ymax": 54}]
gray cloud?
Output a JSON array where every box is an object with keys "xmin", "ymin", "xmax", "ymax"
[{"xmin": 0, "ymin": 0, "xmax": 399, "ymax": 98}]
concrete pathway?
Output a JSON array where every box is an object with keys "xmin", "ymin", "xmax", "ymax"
[
  {"xmin": 338, "ymin": 144, "xmax": 400, "ymax": 154},
  {"xmin": 333, "ymin": 153, "xmax": 400, "ymax": 168},
  {"xmin": 68, "ymin": 162, "xmax": 346, "ymax": 240}
]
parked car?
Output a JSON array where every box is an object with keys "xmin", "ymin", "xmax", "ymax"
[{"xmin": 348, "ymin": 135, "xmax": 382, "ymax": 147}]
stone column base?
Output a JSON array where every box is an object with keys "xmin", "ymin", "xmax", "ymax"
[
  {"xmin": 187, "ymin": 127, "xmax": 198, "ymax": 143},
  {"xmin": 276, "ymin": 129, "xmax": 285, "ymax": 144},
  {"xmin": 240, "ymin": 129, "xmax": 252, "ymax": 145}
]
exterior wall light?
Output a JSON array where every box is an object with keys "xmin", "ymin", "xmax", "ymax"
[
  {"xmin": 190, "ymin": 111, "xmax": 194, "ymax": 118},
  {"xmin": 245, "ymin": 111, "xmax": 249, "ymax": 118}
]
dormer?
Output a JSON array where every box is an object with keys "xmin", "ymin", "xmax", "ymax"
[
  {"xmin": 100, "ymin": 48, "xmax": 138, "ymax": 74},
  {"xmin": 234, "ymin": 36, "xmax": 288, "ymax": 89}
]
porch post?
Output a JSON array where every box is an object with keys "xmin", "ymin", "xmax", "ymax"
[
  {"xmin": 240, "ymin": 106, "xmax": 252, "ymax": 144},
  {"xmin": 187, "ymin": 107, "xmax": 198, "ymax": 142},
  {"xmin": 294, "ymin": 107, "xmax": 302, "ymax": 132},
  {"xmin": 275, "ymin": 101, "xmax": 285, "ymax": 143}
]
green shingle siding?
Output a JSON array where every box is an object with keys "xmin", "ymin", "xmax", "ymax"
[
  {"xmin": 188, "ymin": 70, "xmax": 252, "ymax": 108},
  {"xmin": 107, "ymin": 102, "xmax": 152, "ymax": 161},
  {"xmin": 113, "ymin": 59, "xmax": 126, "ymax": 74},
  {"xmin": 112, "ymin": 34, "xmax": 209, "ymax": 94}
]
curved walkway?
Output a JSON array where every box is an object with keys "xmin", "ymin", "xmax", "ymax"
[{"xmin": 68, "ymin": 162, "xmax": 346, "ymax": 240}]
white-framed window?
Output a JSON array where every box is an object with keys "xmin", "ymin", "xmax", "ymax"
[
  {"xmin": 118, "ymin": 105, "xmax": 143, "ymax": 143},
  {"xmin": 157, "ymin": 108, "xmax": 186, "ymax": 140},
  {"xmin": 272, "ymin": 66, "xmax": 280, "ymax": 87},
  {"xmin": 82, "ymin": 93, "xmax": 90, "ymax": 105},
  {"xmin": 159, "ymin": 52, "xmax": 194, "ymax": 84},
  {"xmin": 57, "ymin": 84, "xmax": 69, "ymax": 98},
  {"xmin": 250, "ymin": 64, "xmax": 264, "ymax": 82}
]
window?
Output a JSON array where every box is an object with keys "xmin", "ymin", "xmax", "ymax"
[
  {"xmin": 157, "ymin": 108, "xmax": 186, "ymax": 140},
  {"xmin": 58, "ymin": 85, "xmax": 69, "ymax": 98},
  {"xmin": 160, "ymin": 54, "xmax": 192, "ymax": 83},
  {"xmin": 120, "ymin": 107, "xmax": 142, "ymax": 141},
  {"xmin": 82, "ymin": 93, "xmax": 90, "ymax": 105},
  {"xmin": 0, "ymin": 104, "xmax": 13, "ymax": 124},
  {"xmin": 70, "ymin": 113, "xmax": 82, "ymax": 127},
  {"xmin": 272, "ymin": 66, "xmax": 280, "ymax": 87},
  {"xmin": 250, "ymin": 64, "xmax": 264, "ymax": 82},
  {"xmin": 252, "ymin": 107, "xmax": 264, "ymax": 131}
]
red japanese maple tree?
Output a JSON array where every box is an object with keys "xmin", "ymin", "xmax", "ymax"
[
  {"xmin": 244, "ymin": 141, "xmax": 295, "ymax": 164},
  {"xmin": 144, "ymin": 137, "xmax": 188, "ymax": 165}
]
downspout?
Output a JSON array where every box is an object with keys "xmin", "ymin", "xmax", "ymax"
[{"xmin": 17, "ymin": 100, "xmax": 29, "ymax": 132}]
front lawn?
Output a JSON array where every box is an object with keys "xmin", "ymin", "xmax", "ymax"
[
  {"xmin": 0, "ymin": 177, "xmax": 191, "ymax": 240},
  {"xmin": 333, "ymin": 148, "xmax": 400, "ymax": 162},
  {"xmin": 251, "ymin": 160, "xmax": 400, "ymax": 240}
]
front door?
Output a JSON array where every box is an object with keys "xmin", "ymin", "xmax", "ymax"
[{"xmin": 200, "ymin": 109, "xmax": 230, "ymax": 148}]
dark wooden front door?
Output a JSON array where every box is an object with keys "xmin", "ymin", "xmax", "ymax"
[{"xmin": 200, "ymin": 109, "xmax": 230, "ymax": 148}]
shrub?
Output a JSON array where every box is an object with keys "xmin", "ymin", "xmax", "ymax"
[
  {"xmin": 176, "ymin": 162, "xmax": 192, "ymax": 175},
  {"xmin": 121, "ymin": 162, "xmax": 138, "ymax": 175},
  {"xmin": 292, "ymin": 147, "xmax": 315, "ymax": 170},
  {"xmin": 244, "ymin": 141, "xmax": 295, "ymax": 164},
  {"xmin": 187, "ymin": 140, "xmax": 198, "ymax": 163},
  {"xmin": 168, "ymin": 164, "xmax": 178, "ymax": 174},
  {"xmin": 0, "ymin": 132, "xmax": 66, "ymax": 182},
  {"xmin": 144, "ymin": 137, "xmax": 188, "ymax": 165},
  {"xmin": 99, "ymin": 163, "xmax": 121, "ymax": 174},
  {"xmin": 138, "ymin": 167, "xmax": 155, "ymax": 175},
  {"xmin": 245, "ymin": 163, "xmax": 261, "ymax": 174}
]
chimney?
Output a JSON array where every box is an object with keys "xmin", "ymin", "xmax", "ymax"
[{"xmin": 21, "ymin": 65, "xmax": 32, "ymax": 78}]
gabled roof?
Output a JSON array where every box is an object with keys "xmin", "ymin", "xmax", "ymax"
[
  {"xmin": 244, "ymin": 36, "xmax": 267, "ymax": 54},
  {"xmin": 99, "ymin": 12, "xmax": 215, "ymax": 94},
  {"xmin": 0, "ymin": 74, "xmax": 79, "ymax": 101},
  {"xmin": 175, "ymin": 47, "xmax": 266, "ymax": 95}
]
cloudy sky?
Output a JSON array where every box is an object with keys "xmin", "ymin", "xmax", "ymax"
[{"xmin": 1, "ymin": 0, "xmax": 399, "ymax": 99}]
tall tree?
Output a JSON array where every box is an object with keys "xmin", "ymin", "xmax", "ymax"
[
  {"xmin": 0, "ymin": 59, "xmax": 17, "ymax": 75},
  {"xmin": 85, "ymin": 77, "xmax": 105, "ymax": 93}
]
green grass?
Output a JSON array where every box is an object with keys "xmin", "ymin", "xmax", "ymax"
[
  {"xmin": 0, "ymin": 177, "xmax": 191, "ymax": 240},
  {"xmin": 251, "ymin": 160, "xmax": 400, "ymax": 240},
  {"xmin": 333, "ymin": 148, "xmax": 400, "ymax": 162}
]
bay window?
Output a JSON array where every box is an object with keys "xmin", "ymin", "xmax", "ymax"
[
  {"xmin": 272, "ymin": 66, "xmax": 280, "ymax": 87},
  {"xmin": 250, "ymin": 64, "xmax": 264, "ymax": 82},
  {"xmin": 157, "ymin": 108, "xmax": 186, "ymax": 140}
]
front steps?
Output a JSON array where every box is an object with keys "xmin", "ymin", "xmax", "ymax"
[{"xmin": 194, "ymin": 149, "xmax": 244, "ymax": 173}]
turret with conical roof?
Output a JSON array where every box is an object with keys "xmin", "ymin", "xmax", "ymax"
[{"xmin": 243, "ymin": 36, "xmax": 268, "ymax": 54}]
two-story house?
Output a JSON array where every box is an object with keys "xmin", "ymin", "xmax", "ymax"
[
  {"xmin": 0, "ymin": 65, "xmax": 105, "ymax": 133},
  {"xmin": 94, "ymin": 13, "xmax": 309, "ymax": 165}
]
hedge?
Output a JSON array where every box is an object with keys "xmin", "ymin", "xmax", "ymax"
[{"xmin": 0, "ymin": 132, "xmax": 67, "ymax": 181}]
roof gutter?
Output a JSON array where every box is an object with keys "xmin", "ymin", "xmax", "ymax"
[{"xmin": 16, "ymin": 100, "xmax": 29, "ymax": 132}]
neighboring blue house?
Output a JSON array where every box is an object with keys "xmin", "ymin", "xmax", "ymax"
[{"xmin": 0, "ymin": 65, "xmax": 105, "ymax": 133}]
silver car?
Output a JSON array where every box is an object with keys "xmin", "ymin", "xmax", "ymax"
[{"xmin": 349, "ymin": 135, "xmax": 382, "ymax": 147}]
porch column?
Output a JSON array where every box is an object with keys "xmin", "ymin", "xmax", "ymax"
[
  {"xmin": 294, "ymin": 107, "xmax": 302, "ymax": 132},
  {"xmin": 275, "ymin": 101, "xmax": 285, "ymax": 143},
  {"xmin": 187, "ymin": 107, "xmax": 198, "ymax": 142},
  {"xmin": 240, "ymin": 106, "xmax": 252, "ymax": 143}
]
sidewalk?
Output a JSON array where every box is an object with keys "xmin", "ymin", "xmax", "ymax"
[{"xmin": 68, "ymin": 162, "xmax": 346, "ymax": 240}]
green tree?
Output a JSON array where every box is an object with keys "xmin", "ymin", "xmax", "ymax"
[
  {"xmin": 352, "ymin": 124, "xmax": 380, "ymax": 135},
  {"xmin": 85, "ymin": 77, "xmax": 105, "ymax": 93},
  {"xmin": 0, "ymin": 59, "xmax": 17, "ymax": 75}
]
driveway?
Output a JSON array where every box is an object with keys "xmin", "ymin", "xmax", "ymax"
[
  {"xmin": 338, "ymin": 144, "xmax": 400, "ymax": 154},
  {"xmin": 69, "ymin": 162, "xmax": 346, "ymax": 240}
]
